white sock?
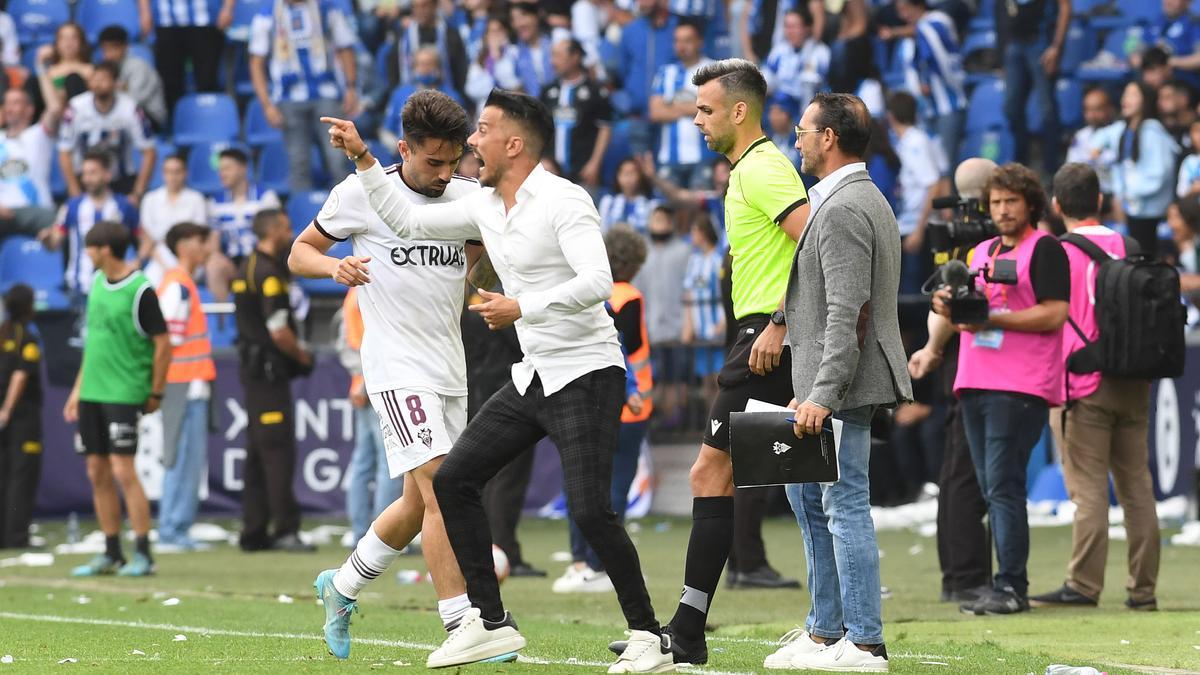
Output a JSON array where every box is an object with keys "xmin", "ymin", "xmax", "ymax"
[
  {"xmin": 332, "ymin": 526, "xmax": 401, "ymax": 599},
  {"xmin": 438, "ymin": 594, "xmax": 471, "ymax": 632}
]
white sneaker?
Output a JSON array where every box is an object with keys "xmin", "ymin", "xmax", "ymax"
[
  {"xmin": 425, "ymin": 607, "xmax": 526, "ymax": 668},
  {"xmin": 790, "ymin": 638, "xmax": 888, "ymax": 672},
  {"xmin": 607, "ymin": 630, "xmax": 676, "ymax": 673},
  {"xmin": 764, "ymin": 628, "xmax": 829, "ymax": 669},
  {"xmin": 552, "ymin": 565, "xmax": 614, "ymax": 593}
]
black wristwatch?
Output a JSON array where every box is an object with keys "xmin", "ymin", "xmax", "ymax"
[{"xmin": 770, "ymin": 310, "xmax": 786, "ymax": 326}]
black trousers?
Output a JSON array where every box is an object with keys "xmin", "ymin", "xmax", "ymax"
[
  {"xmin": 0, "ymin": 412, "xmax": 42, "ymax": 548},
  {"xmin": 483, "ymin": 446, "xmax": 536, "ymax": 566},
  {"xmin": 727, "ymin": 486, "xmax": 770, "ymax": 573},
  {"xmin": 239, "ymin": 373, "xmax": 301, "ymax": 548},
  {"xmin": 434, "ymin": 367, "xmax": 658, "ymax": 630},
  {"xmin": 936, "ymin": 396, "xmax": 992, "ymax": 591},
  {"xmin": 154, "ymin": 25, "xmax": 225, "ymax": 118}
]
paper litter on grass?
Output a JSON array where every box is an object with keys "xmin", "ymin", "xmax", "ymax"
[
  {"xmin": 1, "ymin": 655, "xmax": 12, "ymax": 664},
  {"xmin": 161, "ymin": 598, "xmax": 180, "ymax": 606},
  {"xmin": 57, "ymin": 658, "xmax": 76, "ymax": 664},
  {"xmin": 277, "ymin": 594, "xmax": 294, "ymax": 604},
  {"xmin": 173, "ymin": 635, "xmax": 187, "ymax": 642},
  {"xmin": 74, "ymin": 596, "xmax": 90, "ymax": 605},
  {"xmin": 130, "ymin": 650, "xmax": 145, "ymax": 656}
]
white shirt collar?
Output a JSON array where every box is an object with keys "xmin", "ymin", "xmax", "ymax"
[{"xmin": 808, "ymin": 161, "xmax": 867, "ymax": 210}]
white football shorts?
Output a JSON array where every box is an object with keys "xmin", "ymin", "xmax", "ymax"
[{"xmin": 368, "ymin": 387, "xmax": 467, "ymax": 478}]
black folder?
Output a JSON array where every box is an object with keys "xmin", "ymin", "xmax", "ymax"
[{"xmin": 729, "ymin": 412, "xmax": 839, "ymax": 488}]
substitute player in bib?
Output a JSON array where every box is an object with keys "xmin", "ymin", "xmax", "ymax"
[
  {"xmin": 613, "ymin": 59, "xmax": 811, "ymax": 666},
  {"xmin": 289, "ymin": 90, "xmax": 485, "ymax": 660}
]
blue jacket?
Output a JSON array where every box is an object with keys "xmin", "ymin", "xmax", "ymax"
[
  {"xmin": 1095, "ymin": 119, "xmax": 1180, "ymax": 218},
  {"xmin": 619, "ymin": 14, "xmax": 678, "ymax": 116}
]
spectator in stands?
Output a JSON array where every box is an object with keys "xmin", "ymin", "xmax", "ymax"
[
  {"xmin": 96, "ymin": 26, "xmax": 166, "ymax": 132},
  {"xmin": 1139, "ymin": 47, "xmax": 1172, "ymax": 92},
  {"xmin": 155, "ymin": 222, "xmax": 216, "ymax": 552},
  {"xmin": 380, "ymin": 47, "xmax": 466, "ymax": 151},
  {"xmin": 887, "ymin": 90, "xmax": 948, "ymax": 293},
  {"xmin": 1144, "ymin": 0, "xmax": 1200, "ymax": 90},
  {"xmin": 464, "ymin": 17, "xmax": 519, "ymax": 112},
  {"xmin": 138, "ymin": 155, "xmax": 209, "ymax": 285},
  {"xmin": 998, "ymin": 0, "xmax": 1071, "ymax": 173},
  {"xmin": 633, "ymin": 204, "xmax": 691, "ymax": 426},
  {"xmin": 0, "ymin": 36, "xmax": 26, "ymax": 95},
  {"xmin": 1178, "ymin": 121, "xmax": 1200, "ymax": 197},
  {"xmin": 44, "ymin": 151, "xmax": 139, "ymax": 297},
  {"xmin": 830, "ymin": 33, "xmax": 886, "ymax": 118},
  {"xmin": 57, "ymin": 61, "xmax": 157, "ymax": 202},
  {"xmin": 206, "ymin": 147, "xmax": 281, "ymax": 302},
  {"xmin": 542, "ymin": 38, "xmax": 612, "ymax": 188},
  {"xmin": 1095, "ymin": 80, "xmax": 1180, "ymax": 257},
  {"xmin": 0, "ymin": 89, "xmax": 60, "ymax": 240},
  {"xmin": 895, "ymin": 0, "xmax": 967, "ymax": 167},
  {"xmin": 1168, "ymin": 195, "xmax": 1200, "ymax": 321},
  {"xmin": 866, "ymin": 117, "xmax": 902, "ymax": 212},
  {"xmin": 0, "ymin": 283, "xmax": 42, "ymax": 549},
  {"xmin": 139, "ymin": 0, "xmax": 232, "ymax": 117},
  {"xmin": 31, "ymin": 23, "xmax": 93, "ymax": 113},
  {"xmin": 599, "ymin": 158, "xmax": 658, "ymax": 235},
  {"xmin": 248, "ymin": 0, "xmax": 358, "ymax": 193},
  {"xmin": 741, "ymin": 0, "xmax": 826, "ymax": 63},
  {"xmin": 641, "ymin": 151, "xmax": 731, "ymax": 247},
  {"xmin": 650, "ymin": 22, "xmax": 715, "ymax": 190},
  {"xmin": 767, "ymin": 93, "xmax": 801, "ymax": 169},
  {"xmin": 501, "ymin": 2, "xmax": 570, "ymax": 98},
  {"xmin": 1067, "ymin": 88, "xmax": 1117, "ymax": 194},
  {"xmin": 1027, "ymin": 163, "xmax": 1160, "ymax": 612},
  {"xmin": 761, "ymin": 8, "xmax": 829, "ymax": 109},
  {"xmin": 682, "ymin": 213, "xmax": 724, "ymax": 404},
  {"xmin": 0, "ymin": 12, "xmax": 18, "ymax": 69},
  {"xmin": 618, "ymin": 0, "xmax": 677, "ymax": 152},
  {"xmin": 392, "ymin": 0, "xmax": 468, "ymax": 95},
  {"xmin": 1158, "ymin": 81, "xmax": 1196, "ymax": 147}
]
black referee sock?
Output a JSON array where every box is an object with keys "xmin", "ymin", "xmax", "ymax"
[
  {"xmin": 135, "ymin": 535, "xmax": 153, "ymax": 563},
  {"xmin": 104, "ymin": 535, "xmax": 125, "ymax": 564},
  {"xmin": 669, "ymin": 496, "xmax": 734, "ymax": 642}
]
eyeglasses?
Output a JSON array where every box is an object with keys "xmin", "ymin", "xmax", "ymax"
[{"xmin": 795, "ymin": 126, "xmax": 828, "ymax": 137}]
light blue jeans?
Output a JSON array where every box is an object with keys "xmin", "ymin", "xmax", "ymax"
[
  {"xmin": 346, "ymin": 405, "xmax": 403, "ymax": 545},
  {"xmin": 785, "ymin": 405, "xmax": 883, "ymax": 646},
  {"xmin": 159, "ymin": 399, "xmax": 209, "ymax": 544}
]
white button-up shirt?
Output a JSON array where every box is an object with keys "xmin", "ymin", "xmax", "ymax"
[
  {"xmin": 358, "ymin": 161, "xmax": 624, "ymax": 395},
  {"xmin": 806, "ymin": 161, "xmax": 868, "ymax": 214}
]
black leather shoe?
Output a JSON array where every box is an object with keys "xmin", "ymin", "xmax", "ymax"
[
  {"xmin": 509, "ymin": 563, "xmax": 548, "ymax": 578},
  {"xmin": 1125, "ymin": 596, "xmax": 1157, "ymax": 611},
  {"xmin": 961, "ymin": 586, "xmax": 1029, "ymax": 615},
  {"xmin": 732, "ymin": 566, "xmax": 801, "ymax": 589},
  {"xmin": 724, "ymin": 570, "xmax": 741, "ymax": 588},
  {"xmin": 271, "ymin": 533, "xmax": 317, "ymax": 552},
  {"xmin": 608, "ymin": 626, "xmax": 708, "ymax": 665},
  {"xmin": 1029, "ymin": 584, "xmax": 1098, "ymax": 608},
  {"xmin": 940, "ymin": 584, "xmax": 989, "ymax": 603}
]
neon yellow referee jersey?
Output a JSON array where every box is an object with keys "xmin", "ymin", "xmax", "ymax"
[{"xmin": 725, "ymin": 137, "xmax": 808, "ymax": 320}]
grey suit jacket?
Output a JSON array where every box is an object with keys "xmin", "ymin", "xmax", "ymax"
[{"xmin": 786, "ymin": 170, "xmax": 914, "ymax": 412}]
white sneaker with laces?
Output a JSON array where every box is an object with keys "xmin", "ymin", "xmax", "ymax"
[
  {"xmin": 607, "ymin": 630, "xmax": 676, "ymax": 673},
  {"xmin": 789, "ymin": 637, "xmax": 888, "ymax": 672},
  {"xmin": 551, "ymin": 565, "xmax": 586, "ymax": 593},
  {"xmin": 425, "ymin": 607, "xmax": 526, "ymax": 668},
  {"xmin": 553, "ymin": 565, "xmax": 614, "ymax": 593},
  {"xmin": 764, "ymin": 628, "xmax": 830, "ymax": 669}
]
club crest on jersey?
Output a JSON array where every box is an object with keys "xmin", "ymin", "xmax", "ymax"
[
  {"xmin": 390, "ymin": 244, "xmax": 466, "ymax": 267},
  {"xmin": 417, "ymin": 427, "xmax": 433, "ymax": 448}
]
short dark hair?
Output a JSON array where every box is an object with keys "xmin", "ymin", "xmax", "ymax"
[
  {"xmin": 1166, "ymin": 79, "xmax": 1197, "ymax": 107},
  {"xmin": 97, "ymin": 25, "xmax": 129, "ymax": 45},
  {"xmin": 692, "ymin": 58, "xmax": 768, "ymax": 112},
  {"xmin": 484, "ymin": 88, "xmax": 553, "ymax": 158},
  {"xmin": 1142, "ymin": 46, "xmax": 1170, "ymax": 70},
  {"xmin": 252, "ymin": 208, "xmax": 285, "ymax": 240},
  {"xmin": 218, "ymin": 147, "xmax": 249, "ymax": 165},
  {"xmin": 784, "ymin": 7, "xmax": 814, "ymax": 27},
  {"xmin": 82, "ymin": 149, "xmax": 113, "ymax": 170},
  {"xmin": 886, "ymin": 90, "xmax": 918, "ymax": 126},
  {"xmin": 562, "ymin": 38, "xmax": 585, "ymax": 59},
  {"xmin": 985, "ymin": 163, "xmax": 1047, "ymax": 225},
  {"xmin": 164, "ymin": 153, "xmax": 186, "ymax": 167},
  {"xmin": 165, "ymin": 222, "xmax": 211, "ymax": 256},
  {"xmin": 3, "ymin": 283, "xmax": 35, "ymax": 324},
  {"xmin": 83, "ymin": 221, "xmax": 132, "ymax": 257},
  {"xmin": 402, "ymin": 89, "xmax": 470, "ymax": 150},
  {"xmin": 675, "ymin": 21, "xmax": 703, "ymax": 39},
  {"xmin": 605, "ymin": 225, "xmax": 648, "ymax": 283},
  {"xmin": 1052, "ymin": 163, "xmax": 1101, "ymax": 220},
  {"xmin": 811, "ymin": 92, "xmax": 873, "ymax": 159},
  {"xmin": 690, "ymin": 212, "xmax": 719, "ymax": 247},
  {"xmin": 94, "ymin": 60, "xmax": 120, "ymax": 80},
  {"xmin": 1175, "ymin": 194, "xmax": 1200, "ymax": 234}
]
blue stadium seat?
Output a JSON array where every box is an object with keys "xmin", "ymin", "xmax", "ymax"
[
  {"xmin": 173, "ymin": 93, "xmax": 240, "ymax": 147},
  {"xmin": 287, "ymin": 190, "xmax": 328, "ymax": 233},
  {"xmin": 1078, "ymin": 25, "xmax": 1140, "ymax": 81},
  {"xmin": 244, "ymin": 99, "xmax": 283, "ymax": 148},
  {"xmin": 227, "ymin": 0, "xmax": 269, "ymax": 42},
  {"xmin": 0, "ymin": 237, "xmax": 70, "ymax": 311},
  {"xmin": 77, "ymin": 0, "xmax": 141, "ymax": 43},
  {"xmin": 1024, "ymin": 77, "xmax": 1085, "ymax": 133},
  {"xmin": 256, "ymin": 141, "xmax": 290, "ymax": 196},
  {"xmin": 188, "ymin": 141, "xmax": 245, "ymax": 196},
  {"xmin": 8, "ymin": 0, "xmax": 70, "ymax": 47},
  {"xmin": 197, "ymin": 286, "xmax": 237, "ymax": 349},
  {"xmin": 968, "ymin": 0, "xmax": 995, "ymax": 31},
  {"xmin": 298, "ymin": 240, "xmax": 353, "ymax": 295},
  {"xmin": 965, "ymin": 78, "xmax": 1007, "ymax": 133},
  {"xmin": 222, "ymin": 47, "xmax": 257, "ymax": 97},
  {"xmin": 958, "ymin": 126, "xmax": 1015, "ymax": 164},
  {"xmin": 1058, "ymin": 21, "xmax": 1095, "ymax": 75}
]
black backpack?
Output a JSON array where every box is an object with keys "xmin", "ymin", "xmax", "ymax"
[{"xmin": 1060, "ymin": 233, "xmax": 1186, "ymax": 380}]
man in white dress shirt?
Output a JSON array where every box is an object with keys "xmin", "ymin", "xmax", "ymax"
[{"xmin": 322, "ymin": 89, "xmax": 674, "ymax": 674}]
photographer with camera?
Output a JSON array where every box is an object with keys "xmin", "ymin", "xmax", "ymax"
[
  {"xmin": 908, "ymin": 157, "xmax": 996, "ymax": 604},
  {"xmin": 931, "ymin": 163, "xmax": 1070, "ymax": 616},
  {"xmin": 1028, "ymin": 163, "xmax": 1160, "ymax": 611}
]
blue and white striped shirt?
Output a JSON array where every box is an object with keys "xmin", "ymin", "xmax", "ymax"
[
  {"xmin": 248, "ymin": 0, "xmax": 357, "ymax": 103},
  {"xmin": 763, "ymin": 38, "xmax": 830, "ymax": 108},
  {"xmin": 208, "ymin": 185, "xmax": 281, "ymax": 259},
  {"xmin": 906, "ymin": 11, "xmax": 966, "ymax": 116},
  {"xmin": 60, "ymin": 194, "xmax": 139, "ymax": 293},
  {"xmin": 598, "ymin": 193, "xmax": 658, "ymax": 236},
  {"xmin": 154, "ymin": 0, "xmax": 222, "ymax": 27},
  {"xmin": 684, "ymin": 247, "xmax": 725, "ymax": 343},
  {"xmin": 653, "ymin": 58, "xmax": 714, "ymax": 167}
]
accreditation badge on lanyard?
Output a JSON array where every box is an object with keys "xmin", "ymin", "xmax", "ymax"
[{"xmin": 972, "ymin": 257, "xmax": 1013, "ymax": 350}]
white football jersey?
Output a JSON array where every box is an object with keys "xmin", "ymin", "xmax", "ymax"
[{"xmin": 315, "ymin": 166, "xmax": 480, "ymax": 396}]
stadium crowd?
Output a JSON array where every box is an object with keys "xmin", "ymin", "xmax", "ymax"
[{"xmin": 0, "ymin": 0, "xmax": 1197, "ymax": 669}]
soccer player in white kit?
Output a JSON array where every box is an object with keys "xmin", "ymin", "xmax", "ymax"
[{"xmin": 288, "ymin": 90, "xmax": 494, "ymax": 661}]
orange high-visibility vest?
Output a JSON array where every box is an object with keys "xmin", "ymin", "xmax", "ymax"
[
  {"xmin": 343, "ymin": 288, "xmax": 365, "ymax": 395},
  {"xmin": 158, "ymin": 267, "xmax": 216, "ymax": 383},
  {"xmin": 611, "ymin": 282, "xmax": 653, "ymax": 423}
]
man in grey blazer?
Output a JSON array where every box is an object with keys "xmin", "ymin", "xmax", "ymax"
[{"xmin": 769, "ymin": 93, "xmax": 913, "ymax": 673}]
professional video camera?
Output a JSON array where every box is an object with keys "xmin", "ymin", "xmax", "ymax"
[
  {"xmin": 926, "ymin": 196, "xmax": 998, "ymax": 264},
  {"xmin": 937, "ymin": 258, "xmax": 1017, "ymax": 325}
]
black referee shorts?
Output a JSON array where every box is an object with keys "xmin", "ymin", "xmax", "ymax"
[
  {"xmin": 702, "ymin": 314, "xmax": 794, "ymax": 452},
  {"xmin": 77, "ymin": 401, "xmax": 140, "ymax": 456}
]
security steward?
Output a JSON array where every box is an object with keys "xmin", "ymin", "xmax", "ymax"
[
  {"xmin": 0, "ymin": 284, "xmax": 43, "ymax": 549},
  {"xmin": 232, "ymin": 208, "xmax": 315, "ymax": 553}
]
